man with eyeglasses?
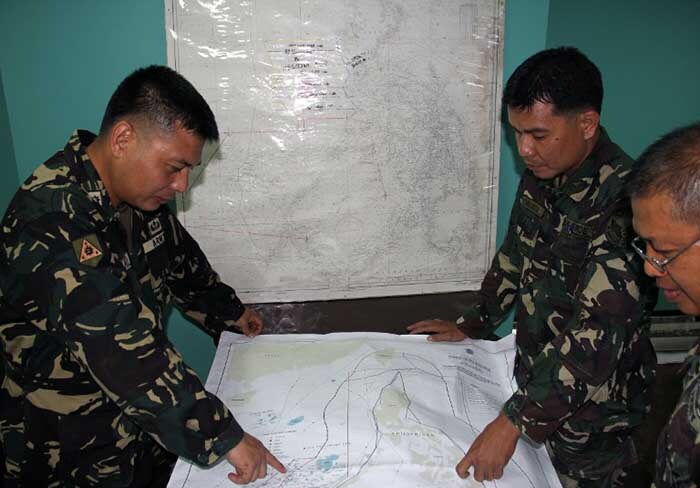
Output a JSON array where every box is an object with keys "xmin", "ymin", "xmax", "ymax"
[
  {"xmin": 408, "ymin": 47, "xmax": 658, "ymax": 487},
  {"xmin": 629, "ymin": 122, "xmax": 700, "ymax": 488}
]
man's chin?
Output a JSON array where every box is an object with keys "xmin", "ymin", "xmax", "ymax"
[
  {"xmin": 676, "ymin": 295, "xmax": 700, "ymax": 316},
  {"xmin": 530, "ymin": 167, "xmax": 556, "ymax": 180},
  {"xmin": 136, "ymin": 198, "xmax": 166, "ymax": 212}
]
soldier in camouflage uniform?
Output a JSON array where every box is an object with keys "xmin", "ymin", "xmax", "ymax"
[
  {"xmin": 629, "ymin": 122, "xmax": 700, "ymax": 488},
  {"xmin": 0, "ymin": 66, "xmax": 286, "ymax": 486},
  {"xmin": 409, "ymin": 47, "xmax": 657, "ymax": 487}
]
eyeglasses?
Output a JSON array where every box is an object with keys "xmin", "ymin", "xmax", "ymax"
[{"xmin": 631, "ymin": 235, "xmax": 700, "ymax": 274}]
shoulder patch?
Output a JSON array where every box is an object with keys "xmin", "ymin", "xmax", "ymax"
[
  {"xmin": 605, "ymin": 216, "xmax": 631, "ymax": 247},
  {"xmin": 72, "ymin": 234, "xmax": 104, "ymax": 267}
]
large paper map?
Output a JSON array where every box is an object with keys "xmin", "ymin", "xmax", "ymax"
[
  {"xmin": 165, "ymin": 0, "xmax": 504, "ymax": 302},
  {"xmin": 168, "ymin": 333, "xmax": 561, "ymax": 487}
]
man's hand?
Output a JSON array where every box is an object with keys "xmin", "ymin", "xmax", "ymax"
[
  {"xmin": 234, "ymin": 308, "xmax": 264, "ymax": 337},
  {"xmin": 225, "ymin": 433, "xmax": 286, "ymax": 484},
  {"xmin": 406, "ymin": 319, "xmax": 466, "ymax": 342},
  {"xmin": 456, "ymin": 412, "xmax": 520, "ymax": 482}
]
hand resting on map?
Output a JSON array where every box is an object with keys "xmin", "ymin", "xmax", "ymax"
[
  {"xmin": 234, "ymin": 307, "xmax": 264, "ymax": 337},
  {"xmin": 406, "ymin": 318, "xmax": 468, "ymax": 342}
]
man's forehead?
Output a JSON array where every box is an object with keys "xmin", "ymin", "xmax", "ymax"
[
  {"xmin": 507, "ymin": 100, "xmax": 556, "ymax": 114},
  {"xmin": 507, "ymin": 102, "xmax": 563, "ymax": 127},
  {"xmin": 632, "ymin": 193, "xmax": 695, "ymax": 242},
  {"xmin": 632, "ymin": 191, "xmax": 674, "ymax": 213}
]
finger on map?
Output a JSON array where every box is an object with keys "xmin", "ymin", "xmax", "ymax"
[{"xmin": 267, "ymin": 451, "xmax": 287, "ymax": 473}]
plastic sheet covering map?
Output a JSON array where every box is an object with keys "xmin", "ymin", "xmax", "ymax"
[
  {"xmin": 166, "ymin": 0, "xmax": 504, "ymax": 302},
  {"xmin": 168, "ymin": 332, "xmax": 562, "ymax": 488}
]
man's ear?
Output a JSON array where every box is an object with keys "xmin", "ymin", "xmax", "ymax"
[
  {"xmin": 578, "ymin": 109, "xmax": 600, "ymax": 141},
  {"xmin": 109, "ymin": 120, "xmax": 135, "ymax": 158}
]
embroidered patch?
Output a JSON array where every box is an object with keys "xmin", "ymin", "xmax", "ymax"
[
  {"xmin": 520, "ymin": 195, "xmax": 546, "ymax": 218},
  {"xmin": 606, "ymin": 216, "xmax": 630, "ymax": 246},
  {"xmin": 563, "ymin": 217, "xmax": 593, "ymax": 239},
  {"xmin": 148, "ymin": 218, "xmax": 163, "ymax": 236},
  {"xmin": 72, "ymin": 234, "xmax": 104, "ymax": 267},
  {"xmin": 143, "ymin": 233, "xmax": 165, "ymax": 254}
]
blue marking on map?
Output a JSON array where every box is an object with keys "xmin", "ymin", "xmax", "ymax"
[
  {"xmin": 317, "ymin": 454, "xmax": 339, "ymax": 472},
  {"xmin": 288, "ymin": 416, "xmax": 304, "ymax": 426}
]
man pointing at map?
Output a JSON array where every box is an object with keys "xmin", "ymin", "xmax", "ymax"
[
  {"xmin": 0, "ymin": 66, "xmax": 284, "ymax": 486},
  {"xmin": 408, "ymin": 47, "xmax": 657, "ymax": 487}
]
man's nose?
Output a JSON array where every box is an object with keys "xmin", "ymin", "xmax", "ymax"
[
  {"xmin": 172, "ymin": 167, "xmax": 190, "ymax": 193},
  {"xmin": 517, "ymin": 135, "xmax": 535, "ymax": 158},
  {"xmin": 643, "ymin": 259, "xmax": 665, "ymax": 278}
]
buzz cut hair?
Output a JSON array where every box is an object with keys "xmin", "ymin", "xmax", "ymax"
[
  {"xmin": 628, "ymin": 122, "xmax": 700, "ymax": 223},
  {"xmin": 502, "ymin": 46, "xmax": 603, "ymax": 115},
  {"xmin": 99, "ymin": 65, "xmax": 218, "ymax": 141}
]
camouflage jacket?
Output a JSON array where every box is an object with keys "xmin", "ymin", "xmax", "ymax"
[
  {"xmin": 458, "ymin": 129, "xmax": 657, "ymax": 477},
  {"xmin": 0, "ymin": 131, "xmax": 246, "ymax": 486},
  {"xmin": 654, "ymin": 340, "xmax": 700, "ymax": 488}
]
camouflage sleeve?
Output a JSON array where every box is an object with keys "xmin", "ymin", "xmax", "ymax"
[
  {"xmin": 501, "ymin": 233, "xmax": 649, "ymax": 443},
  {"xmin": 457, "ymin": 184, "xmax": 524, "ymax": 338},
  {"xmin": 165, "ymin": 211, "xmax": 246, "ymax": 338},
  {"xmin": 2, "ymin": 214, "xmax": 243, "ymax": 466},
  {"xmin": 655, "ymin": 346, "xmax": 700, "ymax": 486}
]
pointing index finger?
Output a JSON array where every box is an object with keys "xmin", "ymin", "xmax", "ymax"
[{"xmin": 266, "ymin": 450, "xmax": 287, "ymax": 473}]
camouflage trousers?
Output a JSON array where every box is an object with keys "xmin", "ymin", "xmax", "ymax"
[
  {"xmin": 545, "ymin": 427, "xmax": 645, "ymax": 488},
  {"xmin": 557, "ymin": 465, "xmax": 647, "ymax": 488}
]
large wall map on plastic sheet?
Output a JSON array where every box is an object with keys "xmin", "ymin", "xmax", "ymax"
[
  {"xmin": 168, "ymin": 332, "xmax": 562, "ymax": 488},
  {"xmin": 166, "ymin": 1, "xmax": 504, "ymax": 302}
]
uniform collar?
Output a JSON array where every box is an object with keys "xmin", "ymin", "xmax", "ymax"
[{"xmin": 65, "ymin": 130, "xmax": 120, "ymax": 223}]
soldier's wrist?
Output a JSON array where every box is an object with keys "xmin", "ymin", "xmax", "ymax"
[
  {"xmin": 456, "ymin": 302, "xmax": 490, "ymax": 339},
  {"xmin": 455, "ymin": 319, "xmax": 479, "ymax": 339}
]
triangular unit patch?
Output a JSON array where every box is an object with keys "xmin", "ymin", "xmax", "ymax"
[
  {"xmin": 72, "ymin": 234, "xmax": 104, "ymax": 267},
  {"xmin": 80, "ymin": 239, "xmax": 102, "ymax": 262}
]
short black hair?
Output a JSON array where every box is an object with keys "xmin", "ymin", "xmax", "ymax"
[
  {"xmin": 99, "ymin": 65, "xmax": 218, "ymax": 141},
  {"xmin": 628, "ymin": 122, "xmax": 700, "ymax": 224},
  {"xmin": 502, "ymin": 46, "xmax": 603, "ymax": 114}
]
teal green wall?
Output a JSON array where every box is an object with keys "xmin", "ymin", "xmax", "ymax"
[
  {"xmin": 0, "ymin": 0, "xmax": 215, "ymax": 378},
  {"xmin": 0, "ymin": 68, "xmax": 19, "ymax": 216},
  {"xmin": 0, "ymin": 0, "xmax": 550, "ymax": 376},
  {"xmin": 0, "ymin": 0, "xmax": 167, "ymax": 180},
  {"xmin": 546, "ymin": 1, "xmax": 700, "ymax": 159},
  {"xmin": 492, "ymin": 0, "xmax": 550, "ymax": 336},
  {"xmin": 497, "ymin": 1, "xmax": 549, "ymax": 245},
  {"xmin": 2, "ymin": 1, "xmax": 694, "ymax": 376},
  {"xmin": 545, "ymin": 0, "xmax": 700, "ymax": 310}
]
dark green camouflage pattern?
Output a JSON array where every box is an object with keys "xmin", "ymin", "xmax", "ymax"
[
  {"xmin": 653, "ymin": 340, "xmax": 700, "ymax": 488},
  {"xmin": 0, "ymin": 131, "xmax": 246, "ymax": 486},
  {"xmin": 458, "ymin": 128, "xmax": 657, "ymax": 482},
  {"xmin": 551, "ymin": 444, "xmax": 636, "ymax": 488}
]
